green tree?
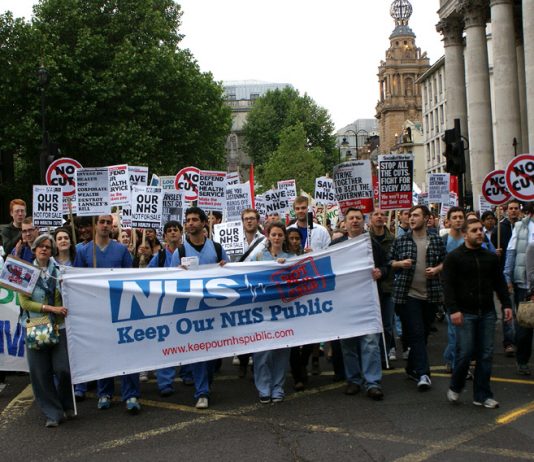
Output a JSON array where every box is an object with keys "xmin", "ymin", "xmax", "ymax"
[
  {"xmin": 243, "ymin": 86, "xmax": 336, "ymax": 171},
  {"xmin": 0, "ymin": 12, "xmax": 41, "ymax": 205},
  {"xmin": 0, "ymin": 0, "xmax": 231, "ymax": 206},
  {"xmin": 258, "ymin": 123, "xmax": 324, "ymax": 195}
]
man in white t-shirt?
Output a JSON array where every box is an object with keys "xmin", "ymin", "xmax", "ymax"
[{"xmin": 287, "ymin": 196, "xmax": 331, "ymax": 252}]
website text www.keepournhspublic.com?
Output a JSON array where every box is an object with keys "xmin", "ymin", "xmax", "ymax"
[{"xmin": 161, "ymin": 328, "xmax": 295, "ymax": 356}]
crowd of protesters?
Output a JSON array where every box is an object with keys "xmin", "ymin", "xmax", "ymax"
[{"xmin": 0, "ymin": 196, "xmax": 532, "ymax": 427}]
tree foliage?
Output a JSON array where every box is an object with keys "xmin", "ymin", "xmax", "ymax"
[
  {"xmin": 0, "ymin": 0, "xmax": 231, "ymax": 204},
  {"xmin": 258, "ymin": 123, "xmax": 324, "ymax": 195},
  {"xmin": 243, "ymin": 87, "xmax": 337, "ymax": 171}
]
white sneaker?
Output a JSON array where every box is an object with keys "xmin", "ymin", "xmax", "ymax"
[
  {"xmin": 0, "ymin": 383, "xmax": 7, "ymax": 393},
  {"xmin": 139, "ymin": 371, "xmax": 149, "ymax": 382},
  {"xmin": 447, "ymin": 388, "xmax": 460, "ymax": 404},
  {"xmin": 417, "ymin": 374, "xmax": 431, "ymax": 391},
  {"xmin": 195, "ymin": 396, "xmax": 209, "ymax": 409},
  {"xmin": 388, "ymin": 348, "xmax": 397, "ymax": 361},
  {"xmin": 232, "ymin": 355, "xmax": 240, "ymax": 366},
  {"xmin": 473, "ymin": 398, "xmax": 499, "ymax": 409},
  {"xmin": 402, "ymin": 347, "xmax": 410, "ymax": 360},
  {"xmin": 248, "ymin": 357, "xmax": 253, "ymax": 366}
]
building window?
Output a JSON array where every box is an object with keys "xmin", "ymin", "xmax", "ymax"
[
  {"xmin": 227, "ymin": 93, "xmax": 236, "ymax": 101},
  {"xmin": 250, "ymin": 93, "xmax": 259, "ymax": 101}
]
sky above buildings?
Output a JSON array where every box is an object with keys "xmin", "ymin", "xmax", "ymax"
[{"xmin": 3, "ymin": 0, "xmax": 444, "ymax": 130}]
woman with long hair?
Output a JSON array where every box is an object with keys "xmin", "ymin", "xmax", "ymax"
[
  {"xmin": 253, "ymin": 222, "xmax": 294, "ymax": 403},
  {"xmin": 53, "ymin": 228, "xmax": 76, "ymax": 267}
]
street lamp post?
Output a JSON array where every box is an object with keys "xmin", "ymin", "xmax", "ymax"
[
  {"xmin": 38, "ymin": 65, "xmax": 50, "ymax": 184},
  {"xmin": 341, "ymin": 129, "xmax": 369, "ymax": 160}
]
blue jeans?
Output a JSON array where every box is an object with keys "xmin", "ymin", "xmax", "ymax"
[
  {"xmin": 450, "ymin": 311, "xmax": 496, "ymax": 402},
  {"xmin": 253, "ymin": 349, "xmax": 290, "ymax": 399},
  {"xmin": 97, "ymin": 374, "xmax": 140, "ymax": 401},
  {"xmin": 191, "ymin": 361, "xmax": 214, "ymax": 399},
  {"xmin": 443, "ymin": 314, "xmax": 457, "ymax": 369},
  {"xmin": 397, "ymin": 297, "xmax": 436, "ymax": 378},
  {"xmin": 340, "ymin": 333, "xmax": 382, "ymax": 389},
  {"xmin": 156, "ymin": 366, "xmax": 176, "ymax": 392}
]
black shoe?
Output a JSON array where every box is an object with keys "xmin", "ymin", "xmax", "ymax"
[
  {"xmin": 344, "ymin": 383, "xmax": 361, "ymax": 395},
  {"xmin": 159, "ymin": 388, "xmax": 174, "ymax": 398},
  {"xmin": 367, "ymin": 387, "xmax": 384, "ymax": 401},
  {"xmin": 294, "ymin": 381, "xmax": 305, "ymax": 392}
]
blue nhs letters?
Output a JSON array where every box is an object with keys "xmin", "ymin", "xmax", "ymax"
[{"xmin": 108, "ymin": 257, "xmax": 335, "ymax": 323}]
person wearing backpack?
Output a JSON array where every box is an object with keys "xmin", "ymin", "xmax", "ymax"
[
  {"xmin": 169, "ymin": 207, "xmax": 228, "ymax": 409},
  {"xmin": 147, "ymin": 221, "xmax": 185, "ymax": 396}
]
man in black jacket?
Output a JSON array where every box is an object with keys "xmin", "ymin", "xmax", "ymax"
[{"xmin": 442, "ymin": 218, "xmax": 512, "ymax": 409}]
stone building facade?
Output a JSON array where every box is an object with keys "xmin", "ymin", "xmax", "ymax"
[
  {"xmin": 417, "ymin": 56, "xmax": 447, "ymax": 175},
  {"xmin": 375, "ymin": 1, "xmax": 430, "ymax": 155},
  {"xmin": 223, "ymin": 81, "xmax": 291, "ymax": 175},
  {"xmin": 437, "ymin": 0, "xmax": 532, "ymax": 207}
]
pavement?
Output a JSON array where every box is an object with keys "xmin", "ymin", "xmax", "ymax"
[{"xmin": 1, "ymin": 319, "xmax": 533, "ymax": 462}]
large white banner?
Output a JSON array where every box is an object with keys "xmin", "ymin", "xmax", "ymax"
[
  {"xmin": 0, "ymin": 288, "xmax": 28, "ymax": 372},
  {"xmin": 62, "ymin": 236, "xmax": 382, "ymax": 384}
]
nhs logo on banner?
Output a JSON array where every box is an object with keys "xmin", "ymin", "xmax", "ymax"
[{"xmin": 109, "ymin": 257, "xmax": 335, "ymax": 323}]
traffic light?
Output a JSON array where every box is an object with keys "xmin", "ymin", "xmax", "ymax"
[{"xmin": 443, "ymin": 124, "xmax": 466, "ymax": 176}]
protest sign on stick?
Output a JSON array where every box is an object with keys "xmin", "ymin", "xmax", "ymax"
[
  {"xmin": 427, "ymin": 173, "xmax": 450, "ymax": 204},
  {"xmin": 226, "ymin": 183, "xmax": 252, "ymax": 222},
  {"xmin": 32, "ymin": 185, "xmax": 63, "ymax": 228},
  {"xmin": 227, "ymin": 171, "xmax": 240, "ymax": 186},
  {"xmin": 505, "ymin": 154, "xmax": 534, "ymax": 202},
  {"xmin": 264, "ymin": 188, "xmax": 291, "ymax": 216},
  {"xmin": 277, "ymin": 180, "xmax": 297, "ymax": 205},
  {"xmin": 131, "ymin": 186, "xmax": 163, "ymax": 229},
  {"xmin": 482, "ymin": 170, "xmax": 510, "ymax": 205},
  {"xmin": 198, "ymin": 170, "xmax": 227, "ymax": 212},
  {"xmin": 162, "ymin": 191, "xmax": 186, "ymax": 225},
  {"xmin": 46, "ymin": 157, "xmax": 82, "ymax": 214},
  {"xmin": 479, "ymin": 196, "xmax": 493, "ymax": 213},
  {"xmin": 175, "ymin": 166, "xmax": 200, "ymax": 200},
  {"xmin": 128, "ymin": 166, "xmax": 149, "ymax": 187},
  {"xmin": 255, "ymin": 195, "xmax": 266, "ymax": 220},
  {"xmin": 333, "ymin": 160, "xmax": 373, "ymax": 214},
  {"xmin": 314, "ymin": 177, "xmax": 337, "ymax": 206},
  {"xmin": 76, "ymin": 167, "xmax": 111, "ymax": 216},
  {"xmin": 108, "ymin": 164, "xmax": 131, "ymax": 207},
  {"xmin": 159, "ymin": 176, "xmax": 177, "ymax": 191},
  {"xmin": 213, "ymin": 221, "xmax": 245, "ymax": 257},
  {"xmin": 378, "ymin": 154, "xmax": 413, "ymax": 210}
]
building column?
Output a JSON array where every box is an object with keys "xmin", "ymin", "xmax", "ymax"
[
  {"xmin": 436, "ymin": 16, "xmax": 468, "ymax": 137},
  {"xmin": 524, "ymin": 0, "xmax": 534, "ymax": 151},
  {"xmin": 460, "ymin": 1, "xmax": 493, "ymax": 209},
  {"xmin": 516, "ymin": 38, "xmax": 528, "ymax": 153},
  {"xmin": 491, "ymin": 0, "xmax": 522, "ymax": 165}
]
